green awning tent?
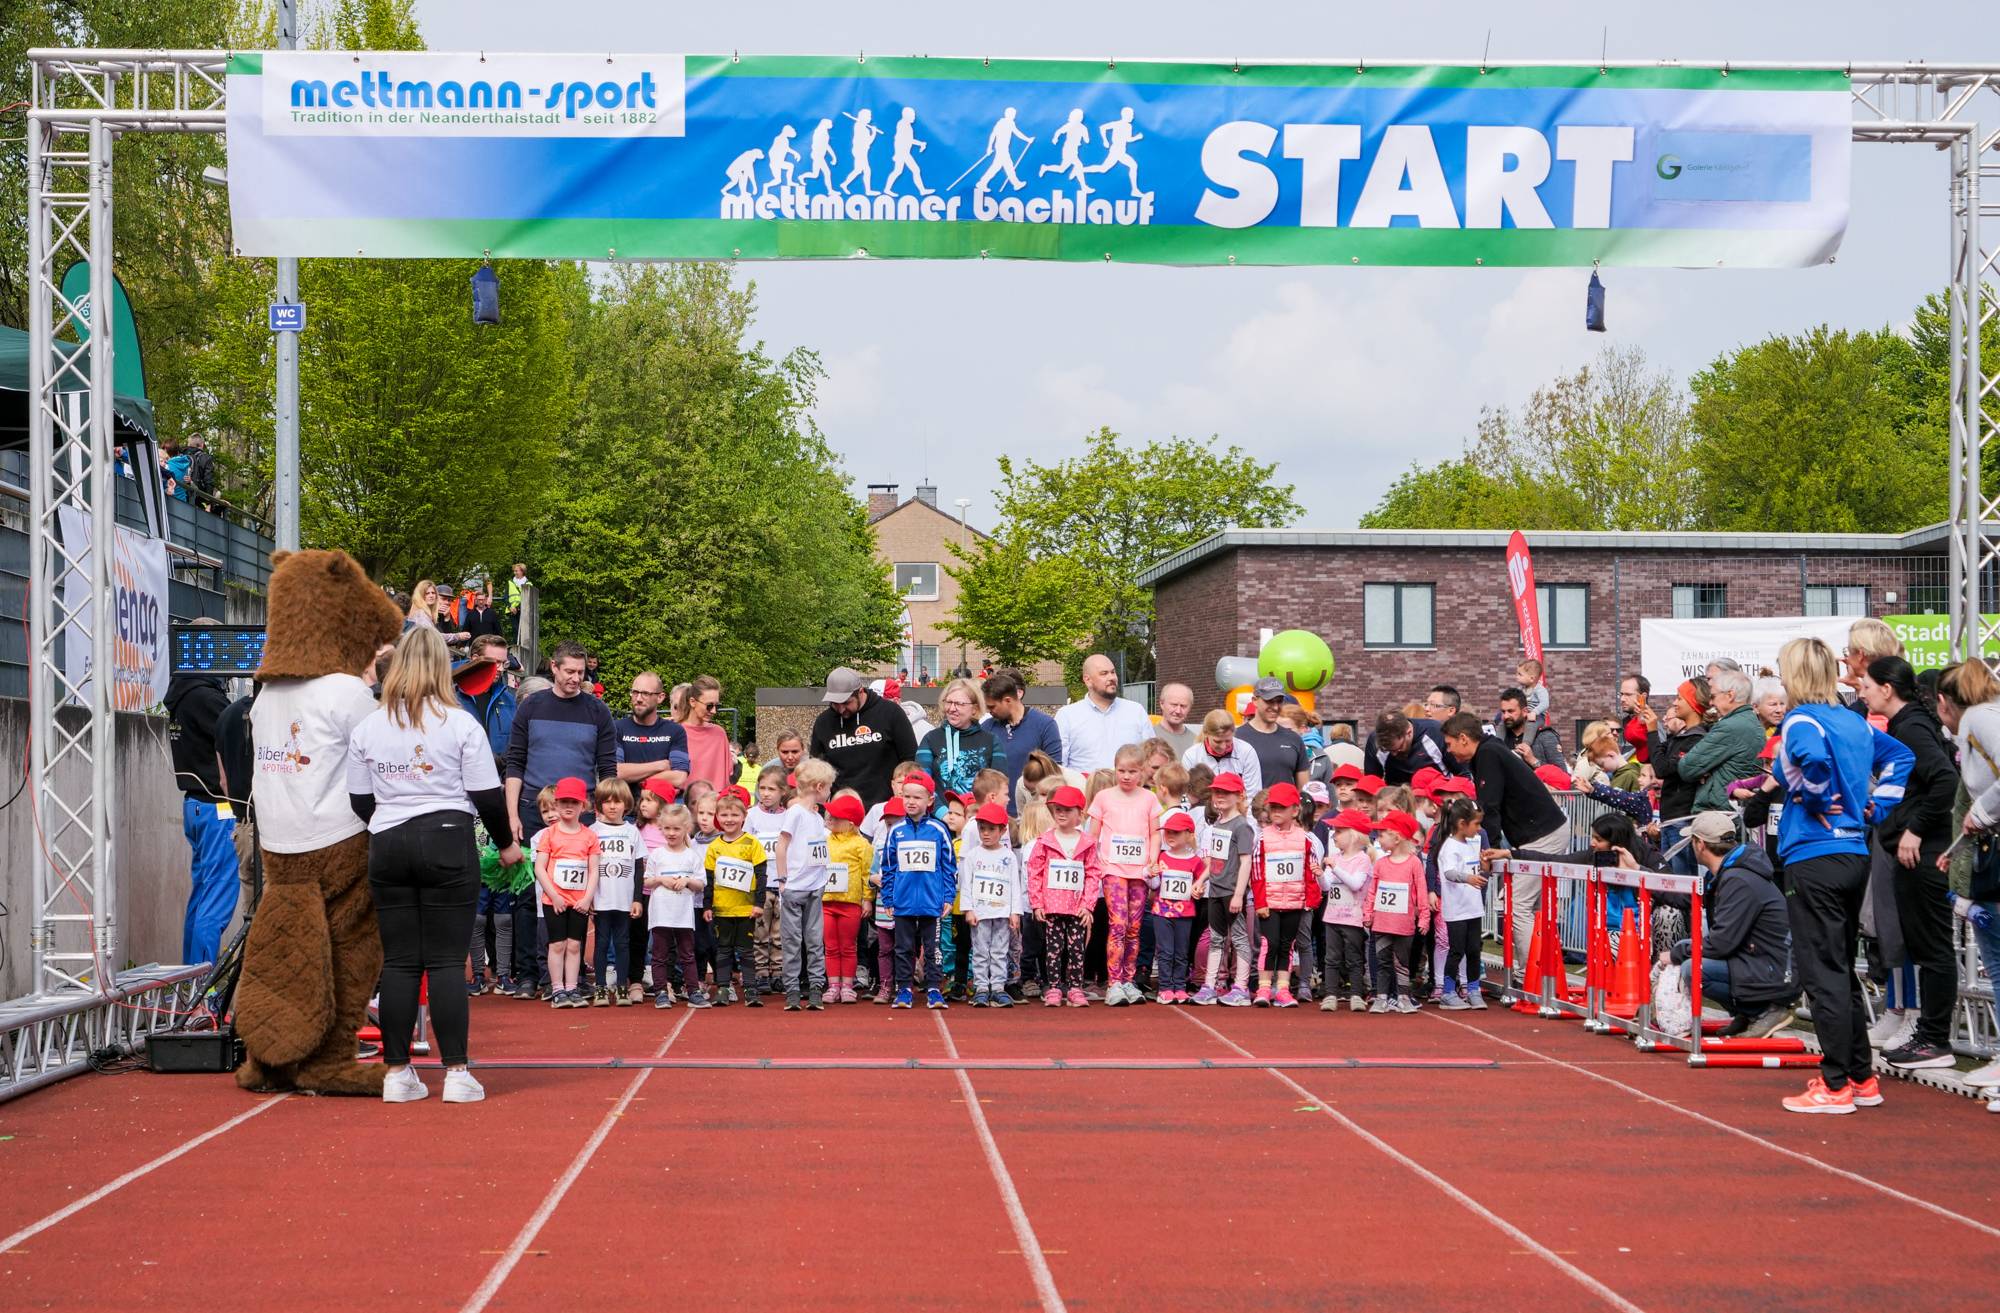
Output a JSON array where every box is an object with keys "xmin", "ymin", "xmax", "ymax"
[{"xmin": 0, "ymin": 324, "xmax": 157, "ymax": 449}]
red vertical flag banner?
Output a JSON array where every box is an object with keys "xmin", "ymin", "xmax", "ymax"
[{"xmin": 1506, "ymin": 531, "xmax": 1543, "ymax": 663}]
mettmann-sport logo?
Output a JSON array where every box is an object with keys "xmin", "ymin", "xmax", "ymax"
[{"xmin": 260, "ymin": 52, "xmax": 686, "ymax": 139}]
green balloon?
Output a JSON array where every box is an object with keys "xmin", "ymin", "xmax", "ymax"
[{"xmin": 1259, "ymin": 630, "xmax": 1336, "ymax": 694}]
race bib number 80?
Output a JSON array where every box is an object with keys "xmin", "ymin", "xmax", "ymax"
[{"xmin": 1266, "ymin": 853, "xmax": 1304, "ymax": 884}]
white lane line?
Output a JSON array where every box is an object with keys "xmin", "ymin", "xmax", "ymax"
[
  {"xmin": 459, "ymin": 1008, "xmax": 695, "ymax": 1313},
  {"xmin": 1175, "ymin": 1009, "xmax": 1647, "ymax": 1313},
  {"xmin": 1427, "ymin": 1010, "xmax": 2000, "ymax": 1242},
  {"xmin": 1, "ymin": 1093, "xmax": 292, "ymax": 1255},
  {"xmin": 933, "ymin": 1011, "xmax": 1066, "ymax": 1313}
]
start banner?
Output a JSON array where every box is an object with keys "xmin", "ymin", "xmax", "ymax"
[{"xmin": 224, "ymin": 53, "xmax": 1850, "ymax": 267}]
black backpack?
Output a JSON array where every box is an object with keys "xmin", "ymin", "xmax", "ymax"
[{"xmin": 187, "ymin": 447, "xmax": 216, "ymax": 492}]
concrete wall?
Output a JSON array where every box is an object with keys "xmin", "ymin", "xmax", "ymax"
[{"xmin": 0, "ymin": 698, "xmax": 195, "ymax": 999}]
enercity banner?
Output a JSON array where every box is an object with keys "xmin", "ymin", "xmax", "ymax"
[
  {"xmin": 55, "ymin": 507, "xmax": 173, "ymax": 711},
  {"xmin": 224, "ymin": 53, "xmax": 1851, "ymax": 267},
  {"xmin": 1639, "ymin": 614, "xmax": 1852, "ymax": 691}
]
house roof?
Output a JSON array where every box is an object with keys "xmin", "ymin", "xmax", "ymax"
[
  {"xmin": 1135, "ymin": 522, "xmax": 1994, "ymax": 588},
  {"xmin": 869, "ymin": 495, "xmax": 990, "ymax": 539}
]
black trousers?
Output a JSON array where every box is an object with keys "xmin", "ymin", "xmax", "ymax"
[
  {"xmin": 1259, "ymin": 909, "xmax": 1305, "ymax": 976},
  {"xmin": 1891, "ymin": 855, "xmax": 1957, "ymax": 1049},
  {"xmin": 894, "ymin": 915, "xmax": 943, "ymax": 992},
  {"xmin": 369, "ymin": 811, "xmax": 480, "ymax": 1068},
  {"xmin": 1786, "ymin": 852, "xmax": 1872, "ymax": 1089}
]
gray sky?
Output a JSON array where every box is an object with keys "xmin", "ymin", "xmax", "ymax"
[{"xmin": 416, "ymin": 0, "xmax": 1997, "ymax": 532}]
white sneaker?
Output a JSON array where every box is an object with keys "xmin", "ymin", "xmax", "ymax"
[
  {"xmin": 442, "ymin": 1068, "xmax": 486, "ymax": 1104},
  {"xmin": 382, "ymin": 1065, "xmax": 429, "ymax": 1103},
  {"xmin": 1964, "ymin": 1057, "xmax": 2000, "ymax": 1089},
  {"xmin": 1989, "ymin": 1097, "xmax": 2000, "ymax": 1115},
  {"xmin": 1868, "ymin": 1008, "xmax": 1911, "ymax": 1048}
]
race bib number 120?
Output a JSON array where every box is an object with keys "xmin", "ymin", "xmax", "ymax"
[{"xmin": 1160, "ymin": 872, "xmax": 1193, "ymax": 901}]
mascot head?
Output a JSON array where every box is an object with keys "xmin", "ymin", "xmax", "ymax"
[{"xmin": 257, "ymin": 549, "xmax": 404, "ymax": 681}]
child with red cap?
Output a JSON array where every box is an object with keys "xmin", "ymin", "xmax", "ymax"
[
  {"xmin": 880, "ymin": 771, "xmax": 957, "ymax": 1009},
  {"xmin": 1314, "ymin": 807, "xmax": 1375, "ymax": 1011},
  {"xmin": 1363, "ymin": 811, "xmax": 1432, "ymax": 1013},
  {"xmin": 1026, "ymin": 785, "xmax": 1104, "ymax": 1007},
  {"xmin": 534, "ymin": 777, "xmax": 601, "ymax": 1007},
  {"xmin": 960, "ymin": 801, "xmax": 1026, "ymax": 1006},
  {"xmin": 865, "ymin": 795, "xmax": 906, "ymax": 1004},
  {"xmin": 1249, "ymin": 782, "xmax": 1323, "ymax": 1007},
  {"xmin": 1150, "ymin": 811, "xmax": 1204, "ymax": 1002},
  {"xmin": 1193, "ymin": 772, "xmax": 1257, "ymax": 1006},
  {"xmin": 1087, "ymin": 744, "xmax": 1162, "ymax": 1006},
  {"xmin": 821, "ymin": 791, "xmax": 873, "ymax": 1003}
]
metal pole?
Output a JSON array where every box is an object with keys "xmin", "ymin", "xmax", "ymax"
[
  {"xmin": 1948, "ymin": 144, "xmax": 1967, "ymax": 659},
  {"xmin": 1965, "ymin": 125, "xmax": 1985, "ymax": 658},
  {"xmin": 88, "ymin": 119, "xmax": 118, "ymax": 987},
  {"xmin": 25, "ymin": 71, "xmax": 52, "ymax": 998},
  {"xmin": 273, "ymin": 0, "xmax": 300, "ymax": 551}
]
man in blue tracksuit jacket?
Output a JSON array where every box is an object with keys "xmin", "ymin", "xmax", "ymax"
[
  {"xmin": 1774, "ymin": 682, "xmax": 1914, "ymax": 1113},
  {"xmin": 879, "ymin": 772, "xmax": 958, "ymax": 1008}
]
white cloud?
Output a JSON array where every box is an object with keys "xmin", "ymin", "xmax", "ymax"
[{"xmin": 810, "ymin": 342, "xmax": 885, "ymax": 428}]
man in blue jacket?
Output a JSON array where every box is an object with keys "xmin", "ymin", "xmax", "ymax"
[
  {"xmin": 879, "ymin": 771, "xmax": 958, "ymax": 1010},
  {"xmin": 453, "ymin": 635, "xmax": 517, "ymax": 768}
]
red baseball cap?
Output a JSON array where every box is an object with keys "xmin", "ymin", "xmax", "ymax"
[
  {"xmin": 553, "ymin": 777, "xmax": 589, "ymax": 803},
  {"xmin": 1266, "ymin": 782, "xmax": 1302, "ymax": 808},
  {"xmin": 1354, "ymin": 774, "xmax": 1385, "ymax": 796},
  {"xmin": 826, "ymin": 795, "xmax": 865, "ymax": 824},
  {"xmin": 1373, "ymin": 810, "xmax": 1419, "ymax": 841},
  {"xmin": 1409, "ymin": 766, "xmax": 1444, "ymax": 798},
  {"xmin": 1435, "ymin": 776, "xmax": 1478, "ymax": 798},
  {"xmin": 882, "ymin": 797, "xmax": 907, "ymax": 818},
  {"xmin": 974, "ymin": 801, "xmax": 1011, "ymax": 827},
  {"xmin": 1330, "ymin": 807, "xmax": 1374, "ymax": 833},
  {"xmin": 1161, "ymin": 810, "xmax": 1196, "ymax": 832},
  {"xmin": 1049, "ymin": 785, "xmax": 1087, "ymax": 810},
  {"xmin": 1209, "ymin": 772, "xmax": 1245, "ymax": 795},
  {"xmin": 882, "ymin": 677, "xmax": 903, "ymax": 700},
  {"xmin": 955, "ymin": 791, "xmax": 977, "ymax": 806},
  {"xmin": 641, "ymin": 777, "xmax": 678, "ymax": 805},
  {"xmin": 903, "ymin": 771, "xmax": 936, "ymax": 796},
  {"xmin": 1330, "ymin": 763, "xmax": 1363, "ymax": 783},
  {"xmin": 721, "ymin": 784, "xmax": 752, "ymax": 806},
  {"xmin": 1533, "ymin": 763, "xmax": 1573, "ymax": 790},
  {"xmin": 1759, "ymin": 734, "xmax": 1780, "ymax": 762}
]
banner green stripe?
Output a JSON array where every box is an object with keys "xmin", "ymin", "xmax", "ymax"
[{"xmin": 244, "ymin": 217, "xmax": 1822, "ymax": 268}]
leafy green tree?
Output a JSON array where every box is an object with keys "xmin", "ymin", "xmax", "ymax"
[
  {"xmin": 1687, "ymin": 326, "xmax": 1944, "ymax": 532},
  {"xmin": 950, "ymin": 427, "xmax": 1300, "ymax": 682},
  {"xmin": 528, "ymin": 264, "xmax": 901, "ymax": 709}
]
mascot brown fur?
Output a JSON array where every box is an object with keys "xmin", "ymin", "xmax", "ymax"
[{"xmin": 234, "ymin": 549, "xmax": 404, "ymax": 1095}]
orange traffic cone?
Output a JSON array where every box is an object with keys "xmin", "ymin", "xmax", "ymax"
[
  {"xmin": 1604, "ymin": 907, "xmax": 1647, "ymax": 1019},
  {"xmin": 1513, "ymin": 915, "xmax": 1546, "ymax": 1013}
]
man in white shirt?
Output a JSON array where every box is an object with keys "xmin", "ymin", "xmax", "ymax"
[
  {"xmin": 1154, "ymin": 682, "xmax": 1199, "ymax": 758},
  {"xmin": 1054, "ymin": 653, "xmax": 1154, "ymax": 775}
]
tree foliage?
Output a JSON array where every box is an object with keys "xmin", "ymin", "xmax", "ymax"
[
  {"xmin": 948, "ymin": 427, "xmax": 1301, "ymax": 681},
  {"xmin": 528, "ymin": 264, "xmax": 902, "ymax": 705}
]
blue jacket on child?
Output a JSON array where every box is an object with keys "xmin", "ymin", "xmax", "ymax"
[
  {"xmin": 879, "ymin": 814, "xmax": 958, "ymax": 918},
  {"xmin": 1776, "ymin": 703, "xmax": 1914, "ymax": 865}
]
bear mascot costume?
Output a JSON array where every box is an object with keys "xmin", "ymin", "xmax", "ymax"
[{"xmin": 234, "ymin": 548, "xmax": 404, "ymax": 1095}]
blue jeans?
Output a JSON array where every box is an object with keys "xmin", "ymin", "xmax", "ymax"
[
  {"xmin": 1971, "ymin": 902, "xmax": 2000, "ymax": 1000},
  {"xmin": 1679, "ymin": 954, "xmax": 1735, "ymax": 1011},
  {"xmin": 181, "ymin": 796, "xmax": 238, "ymax": 966}
]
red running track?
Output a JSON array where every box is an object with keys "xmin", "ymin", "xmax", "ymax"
[{"xmin": 2, "ymin": 991, "xmax": 1996, "ymax": 1312}]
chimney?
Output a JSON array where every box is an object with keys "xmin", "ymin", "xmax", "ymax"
[
  {"xmin": 914, "ymin": 482, "xmax": 938, "ymax": 510},
  {"xmin": 867, "ymin": 483, "xmax": 899, "ymax": 519}
]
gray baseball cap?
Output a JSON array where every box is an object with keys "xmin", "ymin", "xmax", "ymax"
[
  {"xmin": 1252, "ymin": 676, "xmax": 1285, "ymax": 700},
  {"xmin": 822, "ymin": 666, "xmax": 865, "ymax": 702}
]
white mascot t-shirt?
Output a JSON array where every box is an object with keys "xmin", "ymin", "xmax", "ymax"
[{"xmin": 251, "ymin": 674, "xmax": 381, "ymax": 854}]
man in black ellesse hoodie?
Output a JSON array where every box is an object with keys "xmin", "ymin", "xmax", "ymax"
[{"xmin": 810, "ymin": 666, "xmax": 917, "ymax": 806}]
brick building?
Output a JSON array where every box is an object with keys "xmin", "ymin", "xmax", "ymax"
[{"xmin": 1140, "ymin": 524, "xmax": 1962, "ymax": 735}]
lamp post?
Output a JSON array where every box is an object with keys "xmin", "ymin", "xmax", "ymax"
[{"xmin": 954, "ymin": 498, "xmax": 971, "ymax": 676}]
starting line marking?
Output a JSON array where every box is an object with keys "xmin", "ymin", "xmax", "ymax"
[
  {"xmin": 1175, "ymin": 1010, "xmax": 1649, "ymax": 1313},
  {"xmin": 0, "ymin": 1092, "xmax": 292, "ymax": 1256},
  {"xmin": 457, "ymin": 1008, "xmax": 695, "ymax": 1313},
  {"xmin": 1426, "ymin": 1011, "xmax": 2000, "ymax": 1243},
  {"xmin": 424, "ymin": 1055, "xmax": 1499, "ymax": 1072},
  {"xmin": 934, "ymin": 1012, "xmax": 1067, "ymax": 1313}
]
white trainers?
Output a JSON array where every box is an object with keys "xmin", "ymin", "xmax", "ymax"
[
  {"xmin": 1868, "ymin": 1008, "xmax": 1913, "ymax": 1048},
  {"xmin": 1965, "ymin": 1058, "xmax": 2000, "ymax": 1089},
  {"xmin": 382, "ymin": 1065, "xmax": 429, "ymax": 1103},
  {"xmin": 442, "ymin": 1068, "xmax": 486, "ymax": 1104}
]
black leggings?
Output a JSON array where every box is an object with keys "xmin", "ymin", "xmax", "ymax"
[
  {"xmin": 1443, "ymin": 917, "xmax": 1482, "ymax": 989},
  {"xmin": 1260, "ymin": 909, "xmax": 1304, "ymax": 976},
  {"xmin": 369, "ymin": 811, "xmax": 479, "ymax": 1068},
  {"xmin": 1204, "ymin": 895, "xmax": 1237, "ymax": 938}
]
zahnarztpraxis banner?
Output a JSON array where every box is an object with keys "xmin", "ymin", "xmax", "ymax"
[{"xmin": 225, "ymin": 52, "xmax": 1850, "ymax": 267}]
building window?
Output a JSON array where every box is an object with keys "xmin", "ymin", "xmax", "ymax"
[
  {"xmin": 895, "ymin": 562, "xmax": 939, "ymax": 601},
  {"xmin": 1804, "ymin": 585, "xmax": 1868, "ymax": 617},
  {"xmin": 1363, "ymin": 583, "xmax": 1434, "ymax": 648},
  {"xmin": 1672, "ymin": 584, "xmax": 1727, "ymax": 619},
  {"xmin": 1537, "ymin": 583, "xmax": 1589, "ymax": 649},
  {"xmin": 898, "ymin": 645, "xmax": 939, "ymax": 682}
]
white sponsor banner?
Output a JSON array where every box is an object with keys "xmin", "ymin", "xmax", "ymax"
[
  {"xmin": 56, "ymin": 507, "xmax": 173, "ymax": 711},
  {"xmin": 261, "ymin": 52, "xmax": 686, "ymax": 138},
  {"xmin": 1639, "ymin": 614, "xmax": 1852, "ymax": 691}
]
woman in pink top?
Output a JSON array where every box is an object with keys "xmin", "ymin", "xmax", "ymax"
[
  {"xmin": 679, "ymin": 675, "xmax": 734, "ymax": 791},
  {"xmin": 1086, "ymin": 745, "xmax": 1162, "ymax": 1006},
  {"xmin": 1026, "ymin": 785, "xmax": 1104, "ymax": 1007},
  {"xmin": 1362, "ymin": 810, "xmax": 1433, "ymax": 1013},
  {"xmin": 1247, "ymin": 782, "xmax": 1322, "ymax": 1008}
]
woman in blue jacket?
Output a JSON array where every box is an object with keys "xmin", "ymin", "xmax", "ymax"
[{"xmin": 1772, "ymin": 637, "xmax": 1914, "ymax": 1116}]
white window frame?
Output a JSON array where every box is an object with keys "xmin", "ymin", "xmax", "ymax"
[
  {"xmin": 1804, "ymin": 584, "xmax": 1869, "ymax": 617},
  {"xmin": 1362, "ymin": 582, "xmax": 1435, "ymax": 649},
  {"xmin": 895, "ymin": 562, "xmax": 940, "ymax": 602},
  {"xmin": 1537, "ymin": 583, "xmax": 1590, "ymax": 649}
]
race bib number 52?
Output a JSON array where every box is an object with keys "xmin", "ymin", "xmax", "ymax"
[{"xmin": 1373, "ymin": 882, "xmax": 1408, "ymax": 914}]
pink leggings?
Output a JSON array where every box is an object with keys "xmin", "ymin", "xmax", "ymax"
[{"xmin": 1105, "ymin": 877, "xmax": 1148, "ymax": 984}]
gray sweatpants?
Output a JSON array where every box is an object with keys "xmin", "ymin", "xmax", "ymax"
[
  {"xmin": 1508, "ymin": 826, "xmax": 1571, "ymax": 977},
  {"xmin": 971, "ymin": 917, "xmax": 1012, "ymax": 994},
  {"xmin": 779, "ymin": 888, "xmax": 827, "ymax": 994}
]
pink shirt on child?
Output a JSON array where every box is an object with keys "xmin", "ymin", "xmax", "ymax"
[
  {"xmin": 1361, "ymin": 851, "xmax": 1430, "ymax": 936},
  {"xmin": 1320, "ymin": 849, "xmax": 1372, "ymax": 927},
  {"xmin": 1088, "ymin": 785, "xmax": 1160, "ymax": 881}
]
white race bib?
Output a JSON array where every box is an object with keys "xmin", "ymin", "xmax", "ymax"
[
  {"xmin": 826, "ymin": 862, "xmax": 850, "ymax": 895},
  {"xmin": 1373, "ymin": 881, "xmax": 1408, "ymax": 914},
  {"xmin": 552, "ymin": 858, "xmax": 588, "ymax": 891},
  {"xmin": 1046, "ymin": 860, "xmax": 1085, "ymax": 893},
  {"xmin": 1266, "ymin": 852, "xmax": 1304, "ymax": 884},
  {"xmin": 897, "ymin": 842, "xmax": 936, "ymax": 872},
  {"xmin": 714, "ymin": 857, "xmax": 754, "ymax": 893},
  {"xmin": 1159, "ymin": 871, "xmax": 1193, "ymax": 902},
  {"xmin": 1326, "ymin": 879, "xmax": 1349, "ymax": 905},
  {"xmin": 1205, "ymin": 829, "xmax": 1230, "ymax": 861},
  {"xmin": 1108, "ymin": 833, "xmax": 1146, "ymax": 864},
  {"xmin": 973, "ymin": 876, "xmax": 1012, "ymax": 911},
  {"xmin": 807, "ymin": 838, "xmax": 829, "ymax": 865}
]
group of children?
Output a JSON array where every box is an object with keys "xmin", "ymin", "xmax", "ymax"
[{"xmin": 484, "ymin": 738, "xmax": 1512, "ymax": 1016}]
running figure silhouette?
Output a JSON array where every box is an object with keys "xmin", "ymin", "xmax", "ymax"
[
  {"xmin": 1039, "ymin": 108, "xmax": 1093, "ymax": 194},
  {"xmin": 975, "ymin": 107, "xmax": 1033, "ymax": 192},
  {"xmin": 882, "ymin": 107, "xmax": 934, "ymax": 197},
  {"xmin": 839, "ymin": 109, "xmax": 884, "ymax": 195},
  {"xmin": 1084, "ymin": 106, "xmax": 1146, "ymax": 196}
]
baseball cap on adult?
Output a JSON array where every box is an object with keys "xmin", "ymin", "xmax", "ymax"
[
  {"xmin": 1049, "ymin": 785, "xmax": 1087, "ymax": 810},
  {"xmin": 1209, "ymin": 772, "xmax": 1245, "ymax": 795},
  {"xmin": 554, "ymin": 777, "xmax": 589, "ymax": 803},
  {"xmin": 1373, "ymin": 810, "xmax": 1419, "ymax": 841},
  {"xmin": 1161, "ymin": 810, "xmax": 1196, "ymax": 832},
  {"xmin": 822, "ymin": 666, "xmax": 865, "ymax": 703},
  {"xmin": 1266, "ymin": 782, "xmax": 1301, "ymax": 808},
  {"xmin": 974, "ymin": 801, "xmax": 1011, "ymax": 827},
  {"xmin": 826, "ymin": 795, "xmax": 865, "ymax": 824},
  {"xmin": 1686, "ymin": 810, "xmax": 1741, "ymax": 847},
  {"xmin": 1253, "ymin": 676, "xmax": 1285, "ymax": 700}
]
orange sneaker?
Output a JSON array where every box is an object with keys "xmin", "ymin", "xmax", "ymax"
[
  {"xmin": 1782, "ymin": 1076, "xmax": 1856, "ymax": 1115},
  {"xmin": 1848, "ymin": 1075, "xmax": 1884, "ymax": 1107}
]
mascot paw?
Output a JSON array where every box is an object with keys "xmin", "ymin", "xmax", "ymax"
[
  {"xmin": 293, "ymin": 1053, "xmax": 388, "ymax": 1097},
  {"xmin": 235, "ymin": 1055, "xmax": 297, "ymax": 1093}
]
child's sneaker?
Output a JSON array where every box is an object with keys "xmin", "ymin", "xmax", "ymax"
[
  {"xmin": 874, "ymin": 988, "xmax": 893, "ymax": 1005},
  {"xmin": 784, "ymin": 993, "xmax": 803, "ymax": 1011},
  {"xmin": 1441, "ymin": 993, "xmax": 1472, "ymax": 1010},
  {"xmin": 1192, "ymin": 986, "xmax": 1220, "ymax": 1006},
  {"xmin": 1104, "ymin": 983, "xmax": 1127, "ymax": 1007},
  {"xmin": 1349, "ymin": 995, "xmax": 1366, "ymax": 1012},
  {"xmin": 591, "ymin": 988, "xmax": 610, "ymax": 1007},
  {"xmin": 1253, "ymin": 986, "xmax": 1272, "ymax": 1007},
  {"xmin": 927, "ymin": 989, "xmax": 948, "ymax": 1010},
  {"xmin": 1396, "ymin": 996, "xmax": 1421, "ymax": 1014},
  {"xmin": 1467, "ymin": 987, "xmax": 1489, "ymax": 1010},
  {"xmin": 972, "ymin": 992, "xmax": 990, "ymax": 1007},
  {"xmin": 992, "ymin": 992, "xmax": 1015, "ymax": 1008},
  {"xmin": 745, "ymin": 989, "xmax": 764, "ymax": 1008},
  {"xmin": 1848, "ymin": 1075, "xmax": 1885, "ymax": 1107},
  {"xmin": 1220, "ymin": 987, "xmax": 1252, "ymax": 1007},
  {"xmin": 724, "ymin": 985, "xmax": 740, "ymax": 1005},
  {"xmin": 1319, "ymin": 994, "xmax": 1342, "ymax": 1012},
  {"xmin": 654, "ymin": 989, "xmax": 674, "ymax": 1009},
  {"xmin": 382, "ymin": 1066, "xmax": 429, "ymax": 1103},
  {"xmin": 1067, "ymin": 988, "xmax": 1089, "ymax": 1008},
  {"xmin": 710, "ymin": 989, "xmax": 731, "ymax": 1008},
  {"xmin": 1043, "ymin": 989, "xmax": 1064, "ymax": 1008},
  {"xmin": 1273, "ymin": 992, "xmax": 1298, "ymax": 1009},
  {"xmin": 624, "ymin": 983, "xmax": 644, "ymax": 1005},
  {"xmin": 548, "ymin": 991, "xmax": 566, "ymax": 1010},
  {"xmin": 442, "ymin": 1068, "xmax": 486, "ymax": 1104},
  {"xmin": 1294, "ymin": 984, "xmax": 1313, "ymax": 1004},
  {"xmin": 1367, "ymin": 997, "xmax": 1391, "ymax": 1014},
  {"xmin": 687, "ymin": 988, "xmax": 711, "ymax": 1008},
  {"xmin": 893, "ymin": 988, "xmax": 914, "ymax": 1009},
  {"xmin": 808, "ymin": 989, "xmax": 825, "ymax": 1011}
]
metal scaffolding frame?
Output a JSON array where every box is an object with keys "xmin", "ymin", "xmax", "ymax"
[{"xmin": 9, "ymin": 50, "xmax": 1999, "ymax": 1085}]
